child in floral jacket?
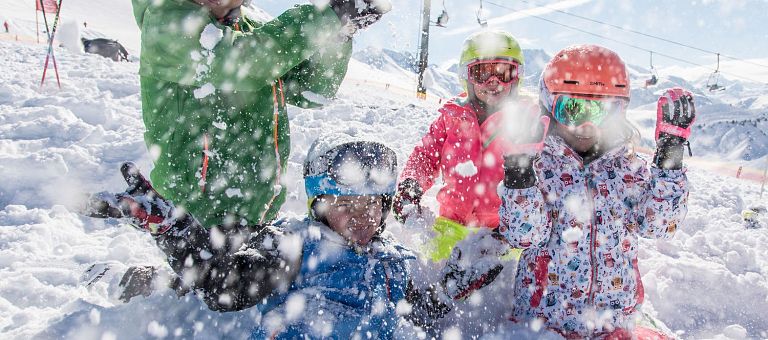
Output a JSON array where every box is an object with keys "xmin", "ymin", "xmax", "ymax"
[{"xmin": 499, "ymin": 45, "xmax": 694, "ymax": 338}]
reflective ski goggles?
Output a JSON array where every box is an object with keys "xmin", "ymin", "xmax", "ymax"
[
  {"xmin": 467, "ymin": 59, "xmax": 520, "ymax": 85},
  {"xmin": 304, "ymin": 142, "xmax": 397, "ymax": 197},
  {"xmin": 550, "ymin": 94, "xmax": 628, "ymax": 127}
]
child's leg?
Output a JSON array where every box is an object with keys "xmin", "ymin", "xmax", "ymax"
[
  {"xmin": 599, "ymin": 327, "xmax": 673, "ymax": 340},
  {"xmin": 597, "ymin": 310, "xmax": 677, "ymax": 340}
]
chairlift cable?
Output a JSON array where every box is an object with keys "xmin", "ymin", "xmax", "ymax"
[
  {"xmin": 483, "ymin": 0, "xmax": 768, "ymax": 85},
  {"xmin": 491, "ymin": 0, "xmax": 768, "ymax": 71}
]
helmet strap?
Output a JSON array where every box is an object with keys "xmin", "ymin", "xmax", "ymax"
[
  {"xmin": 467, "ymin": 87, "xmax": 493, "ymax": 123},
  {"xmin": 310, "ymin": 196, "xmax": 330, "ymax": 226}
]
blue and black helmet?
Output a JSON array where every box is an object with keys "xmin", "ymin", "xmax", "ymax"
[{"xmin": 303, "ymin": 133, "xmax": 398, "ymax": 224}]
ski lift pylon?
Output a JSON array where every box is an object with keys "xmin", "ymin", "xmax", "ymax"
[{"xmin": 706, "ymin": 53, "xmax": 725, "ymax": 92}]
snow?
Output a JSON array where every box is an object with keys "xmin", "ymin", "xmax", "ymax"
[
  {"xmin": 454, "ymin": 160, "xmax": 478, "ymax": 177},
  {"xmin": 1, "ymin": 4, "xmax": 768, "ymax": 340},
  {"xmin": 199, "ymin": 23, "xmax": 223, "ymax": 51},
  {"xmin": 193, "ymin": 83, "xmax": 215, "ymax": 99}
]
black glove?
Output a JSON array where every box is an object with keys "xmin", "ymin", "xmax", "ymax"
[
  {"xmin": 330, "ymin": 0, "xmax": 392, "ymax": 30},
  {"xmin": 392, "ymin": 178, "xmax": 423, "ymax": 223},
  {"xmin": 500, "ymin": 112, "xmax": 548, "ymax": 189},
  {"xmin": 503, "ymin": 155, "xmax": 537, "ymax": 189},
  {"xmin": 654, "ymin": 134, "xmax": 687, "ymax": 170},
  {"xmin": 441, "ymin": 229, "xmax": 510, "ymax": 300},
  {"xmin": 653, "ymin": 88, "xmax": 696, "ymax": 170},
  {"xmin": 84, "ymin": 162, "xmax": 196, "ymax": 234}
]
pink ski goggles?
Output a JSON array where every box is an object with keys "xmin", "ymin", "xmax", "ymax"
[{"xmin": 466, "ymin": 59, "xmax": 520, "ymax": 85}]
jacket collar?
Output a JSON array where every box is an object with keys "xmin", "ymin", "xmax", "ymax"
[
  {"xmin": 543, "ymin": 135, "xmax": 632, "ymax": 169},
  {"xmin": 304, "ymin": 220, "xmax": 415, "ymax": 259}
]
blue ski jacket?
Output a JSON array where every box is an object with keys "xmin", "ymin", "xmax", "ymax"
[{"xmin": 154, "ymin": 218, "xmax": 447, "ymax": 339}]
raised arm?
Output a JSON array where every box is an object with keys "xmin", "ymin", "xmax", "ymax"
[
  {"xmin": 637, "ymin": 87, "xmax": 695, "ymax": 239},
  {"xmin": 85, "ymin": 162, "xmax": 301, "ymax": 312},
  {"xmin": 133, "ymin": 0, "xmax": 350, "ymax": 91},
  {"xmin": 497, "ymin": 113, "xmax": 553, "ymax": 248}
]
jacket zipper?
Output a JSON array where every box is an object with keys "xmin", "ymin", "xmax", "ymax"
[
  {"xmin": 583, "ymin": 165, "xmax": 598, "ymax": 305},
  {"xmin": 258, "ymin": 79, "xmax": 285, "ymax": 224}
]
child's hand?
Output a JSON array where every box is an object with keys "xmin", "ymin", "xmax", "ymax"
[
  {"xmin": 501, "ymin": 112, "xmax": 550, "ymax": 156},
  {"xmin": 393, "ymin": 178, "xmax": 423, "ymax": 223},
  {"xmin": 329, "ymin": 0, "xmax": 392, "ymax": 30},
  {"xmin": 441, "ymin": 229, "xmax": 510, "ymax": 300},
  {"xmin": 655, "ymin": 87, "xmax": 696, "ymax": 141},
  {"xmin": 654, "ymin": 88, "xmax": 696, "ymax": 169},
  {"xmin": 503, "ymin": 155, "xmax": 537, "ymax": 188},
  {"xmin": 83, "ymin": 162, "xmax": 186, "ymax": 235}
]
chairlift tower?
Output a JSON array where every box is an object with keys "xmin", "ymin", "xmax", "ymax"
[{"xmin": 416, "ymin": 0, "xmax": 431, "ymax": 99}]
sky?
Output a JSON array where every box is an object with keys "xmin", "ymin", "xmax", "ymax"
[
  {"xmin": 2, "ymin": 0, "xmax": 767, "ymax": 84},
  {"xmin": 257, "ymin": 0, "xmax": 768, "ymax": 83}
]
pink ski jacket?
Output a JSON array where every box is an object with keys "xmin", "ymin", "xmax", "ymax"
[
  {"xmin": 498, "ymin": 135, "xmax": 689, "ymax": 338},
  {"xmin": 400, "ymin": 97, "xmax": 536, "ymax": 228}
]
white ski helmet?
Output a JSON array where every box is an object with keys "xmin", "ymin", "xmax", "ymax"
[{"xmin": 303, "ymin": 133, "xmax": 398, "ymax": 224}]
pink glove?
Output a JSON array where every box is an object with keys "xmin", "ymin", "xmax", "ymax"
[{"xmin": 655, "ymin": 87, "xmax": 696, "ymax": 141}]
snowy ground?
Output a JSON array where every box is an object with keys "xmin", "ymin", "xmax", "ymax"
[{"xmin": 1, "ymin": 36, "xmax": 768, "ymax": 340}]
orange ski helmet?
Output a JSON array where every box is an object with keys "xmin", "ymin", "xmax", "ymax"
[{"xmin": 539, "ymin": 45, "xmax": 630, "ymax": 109}]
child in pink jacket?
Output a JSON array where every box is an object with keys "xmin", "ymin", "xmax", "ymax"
[
  {"xmin": 498, "ymin": 45, "xmax": 693, "ymax": 338},
  {"xmin": 393, "ymin": 30, "xmax": 536, "ymax": 261}
]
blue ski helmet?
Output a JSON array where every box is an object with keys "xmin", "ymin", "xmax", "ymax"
[{"xmin": 303, "ymin": 133, "xmax": 398, "ymax": 223}]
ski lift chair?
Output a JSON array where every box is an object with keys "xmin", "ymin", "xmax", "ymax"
[
  {"xmin": 476, "ymin": 0, "xmax": 488, "ymax": 27},
  {"xmin": 435, "ymin": 10, "xmax": 449, "ymax": 27},
  {"xmin": 706, "ymin": 53, "xmax": 726, "ymax": 92},
  {"xmin": 644, "ymin": 75, "xmax": 658, "ymax": 89},
  {"xmin": 644, "ymin": 52, "xmax": 659, "ymax": 88},
  {"xmin": 707, "ymin": 74, "xmax": 725, "ymax": 92}
]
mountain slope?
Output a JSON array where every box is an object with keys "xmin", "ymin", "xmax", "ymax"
[{"xmin": 1, "ymin": 37, "xmax": 768, "ymax": 339}]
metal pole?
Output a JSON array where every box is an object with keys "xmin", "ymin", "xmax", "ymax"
[{"xmin": 416, "ymin": 0, "xmax": 431, "ymax": 99}]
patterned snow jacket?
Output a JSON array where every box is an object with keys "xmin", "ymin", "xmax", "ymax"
[
  {"xmin": 155, "ymin": 218, "xmax": 446, "ymax": 339},
  {"xmin": 497, "ymin": 135, "xmax": 689, "ymax": 338},
  {"xmin": 400, "ymin": 96, "xmax": 537, "ymax": 228}
]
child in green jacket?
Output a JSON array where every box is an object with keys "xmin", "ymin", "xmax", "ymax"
[{"xmin": 132, "ymin": 0, "xmax": 390, "ymax": 229}]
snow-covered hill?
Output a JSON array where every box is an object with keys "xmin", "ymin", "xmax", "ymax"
[
  {"xmin": 2, "ymin": 34, "xmax": 768, "ymax": 339},
  {"xmin": 2, "ymin": 0, "xmax": 768, "ymax": 338},
  {"xmin": 352, "ymin": 46, "xmax": 462, "ymax": 98}
]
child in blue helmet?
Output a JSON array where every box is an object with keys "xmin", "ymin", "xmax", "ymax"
[{"xmin": 86, "ymin": 132, "xmax": 449, "ymax": 339}]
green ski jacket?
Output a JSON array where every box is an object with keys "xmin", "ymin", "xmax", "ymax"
[{"xmin": 132, "ymin": 0, "xmax": 352, "ymax": 227}]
